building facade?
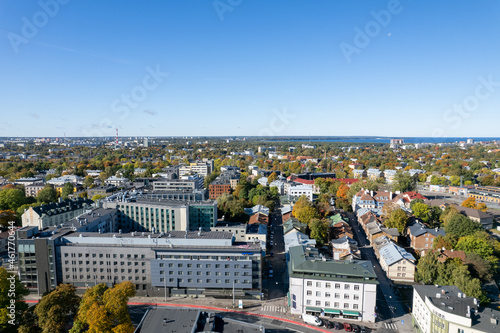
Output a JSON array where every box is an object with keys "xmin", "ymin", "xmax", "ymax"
[{"xmin": 288, "ymin": 245, "xmax": 378, "ymax": 323}]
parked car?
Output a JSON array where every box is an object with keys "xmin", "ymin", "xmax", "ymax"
[
  {"xmin": 323, "ymin": 320, "xmax": 333, "ymax": 328},
  {"xmin": 332, "ymin": 322, "xmax": 342, "ymax": 330},
  {"xmin": 303, "ymin": 314, "xmax": 322, "ymax": 326},
  {"xmin": 352, "ymin": 324, "xmax": 359, "ymax": 332},
  {"xmin": 344, "ymin": 322, "xmax": 352, "ymax": 331},
  {"xmin": 360, "ymin": 326, "xmax": 366, "ymax": 333}
]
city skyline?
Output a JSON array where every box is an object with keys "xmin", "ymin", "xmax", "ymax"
[{"xmin": 1, "ymin": 0, "xmax": 500, "ymax": 137}]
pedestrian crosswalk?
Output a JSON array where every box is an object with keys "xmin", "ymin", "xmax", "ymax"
[
  {"xmin": 262, "ymin": 305, "xmax": 286, "ymax": 313},
  {"xmin": 384, "ymin": 322, "xmax": 397, "ymax": 330}
]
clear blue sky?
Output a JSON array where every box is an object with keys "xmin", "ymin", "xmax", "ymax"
[{"xmin": 1, "ymin": 0, "xmax": 499, "ymax": 138}]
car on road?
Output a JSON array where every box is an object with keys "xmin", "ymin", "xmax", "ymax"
[
  {"xmin": 343, "ymin": 322, "xmax": 352, "ymax": 331},
  {"xmin": 332, "ymin": 321, "xmax": 342, "ymax": 330}
]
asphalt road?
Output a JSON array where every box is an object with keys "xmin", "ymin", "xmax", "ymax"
[
  {"xmin": 346, "ymin": 212, "xmax": 415, "ymax": 333},
  {"xmin": 263, "ymin": 208, "xmax": 288, "ymax": 301}
]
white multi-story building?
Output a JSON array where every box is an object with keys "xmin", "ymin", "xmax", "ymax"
[
  {"xmin": 289, "ymin": 246, "xmax": 378, "ymax": 323},
  {"xmin": 413, "ymin": 285, "xmax": 500, "ymax": 333},
  {"xmin": 287, "ymin": 184, "xmax": 313, "ymax": 201}
]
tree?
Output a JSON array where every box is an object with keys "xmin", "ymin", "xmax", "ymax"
[
  {"xmin": 452, "ymin": 265, "xmax": 488, "ymax": 304},
  {"xmin": 432, "ymin": 235, "xmax": 453, "ymax": 250},
  {"xmin": 0, "ymin": 210, "xmax": 18, "ymax": 228},
  {"xmin": 385, "ymin": 209, "xmax": 409, "ymax": 233},
  {"xmin": 292, "ymin": 196, "xmax": 319, "ymax": 225},
  {"xmin": 92, "ymin": 195, "xmax": 107, "ymax": 201},
  {"xmin": 0, "ymin": 188, "xmax": 26, "ymax": 211},
  {"xmin": 61, "ymin": 183, "xmax": 74, "ymax": 200},
  {"xmin": 415, "ymin": 251, "xmax": 440, "ymax": 284},
  {"xmin": 381, "ymin": 202, "xmax": 398, "ymax": 219},
  {"xmin": 267, "ymin": 172, "xmax": 278, "ymax": 183},
  {"xmin": 461, "ymin": 197, "xmax": 477, "ymax": 209},
  {"xmin": 35, "ymin": 284, "xmax": 80, "ymax": 333},
  {"xmin": 412, "ymin": 202, "xmax": 430, "ymax": 223},
  {"xmin": 465, "ymin": 253, "xmax": 493, "ymax": 282},
  {"xmin": 476, "ymin": 203, "xmax": 488, "ymax": 212},
  {"xmin": 445, "ymin": 215, "xmax": 481, "ymax": 239},
  {"xmin": 455, "ymin": 233, "xmax": 495, "ymax": 260},
  {"xmin": 71, "ymin": 282, "xmax": 135, "ymax": 333},
  {"xmin": 309, "ymin": 219, "xmax": 329, "ymax": 245},
  {"xmin": 83, "ymin": 176, "xmax": 94, "ymax": 188},
  {"xmin": 0, "ymin": 267, "xmax": 29, "ymax": 332},
  {"xmin": 392, "ymin": 172, "xmax": 416, "ymax": 193},
  {"xmin": 440, "ymin": 206, "xmax": 459, "ymax": 226},
  {"xmin": 37, "ymin": 186, "xmax": 58, "ymax": 204},
  {"xmin": 336, "ymin": 183, "xmax": 349, "ymax": 199}
]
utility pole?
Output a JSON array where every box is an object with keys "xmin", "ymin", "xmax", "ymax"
[{"xmin": 164, "ymin": 271, "xmax": 167, "ymax": 302}]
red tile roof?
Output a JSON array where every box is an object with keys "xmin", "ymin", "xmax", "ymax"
[{"xmin": 404, "ymin": 191, "xmax": 428, "ymax": 200}]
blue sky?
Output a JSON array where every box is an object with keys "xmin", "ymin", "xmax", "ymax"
[{"xmin": 1, "ymin": 0, "xmax": 499, "ymax": 138}]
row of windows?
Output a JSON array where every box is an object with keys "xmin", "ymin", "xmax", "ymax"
[
  {"xmin": 158, "ymin": 263, "xmax": 249, "ymax": 269},
  {"xmin": 306, "ymin": 281, "xmax": 360, "ymax": 290},
  {"xmin": 64, "ymin": 261, "xmax": 146, "ymax": 266},
  {"xmin": 159, "ymin": 270, "xmax": 250, "ymax": 276},
  {"xmin": 306, "ymin": 291, "xmax": 360, "ymax": 300},
  {"xmin": 66, "ymin": 268, "xmax": 146, "ymax": 274},
  {"xmin": 305, "ymin": 300, "xmax": 359, "ymax": 309},
  {"xmin": 64, "ymin": 253, "xmax": 146, "ymax": 259},
  {"xmin": 66, "ymin": 275, "xmax": 147, "ymax": 281},
  {"xmin": 159, "ymin": 278, "xmax": 250, "ymax": 284}
]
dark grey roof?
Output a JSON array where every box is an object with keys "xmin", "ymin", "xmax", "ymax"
[
  {"xmin": 34, "ymin": 198, "xmax": 93, "ymax": 216},
  {"xmin": 414, "ymin": 285, "xmax": 475, "ymax": 318},
  {"xmin": 289, "ymin": 245, "xmax": 377, "ymax": 283},
  {"xmin": 408, "ymin": 222, "xmax": 445, "ymax": 238}
]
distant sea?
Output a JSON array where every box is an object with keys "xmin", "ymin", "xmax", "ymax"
[{"xmin": 266, "ymin": 137, "xmax": 500, "ymax": 144}]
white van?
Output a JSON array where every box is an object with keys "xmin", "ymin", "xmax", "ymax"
[{"xmin": 302, "ymin": 313, "xmax": 322, "ymax": 326}]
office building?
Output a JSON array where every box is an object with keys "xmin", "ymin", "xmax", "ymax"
[
  {"xmin": 412, "ymin": 285, "xmax": 500, "ymax": 333},
  {"xmin": 289, "ymin": 245, "xmax": 378, "ymax": 322}
]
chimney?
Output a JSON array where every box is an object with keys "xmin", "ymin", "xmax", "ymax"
[
  {"xmin": 370, "ymin": 190, "xmax": 373, "ymax": 197},
  {"xmin": 390, "ymin": 191, "xmax": 393, "ymax": 198}
]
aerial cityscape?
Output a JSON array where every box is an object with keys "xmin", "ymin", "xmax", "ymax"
[{"xmin": 1, "ymin": 1, "xmax": 500, "ymax": 333}]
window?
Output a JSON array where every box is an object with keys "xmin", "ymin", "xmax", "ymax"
[
  {"xmin": 316, "ymin": 282, "xmax": 321, "ymax": 288},
  {"xmin": 344, "ymin": 285, "xmax": 350, "ymax": 290},
  {"xmin": 307, "ymin": 281, "xmax": 312, "ymax": 286},
  {"xmin": 325, "ymin": 301, "xmax": 330, "ymax": 307},
  {"xmin": 335, "ymin": 293, "xmax": 340, "ymax": 298},
  {"xmin": 325, "ymin": 292, "xmax": 330, "ymax": 298},
  {"xmin": 354, "ymin": 295, "xmax": 359, "ymax": 300},
  {"xmin": 316, "ymin": 291, "xmax": 321, "ymax": 297},
  {"xmin": 353, "ymin": 304, "xmax": 359, "ymax": 309},
  {"xmin": 354, "ymin": 285, "xmax": 359, "ymax": 291},
  {"xmin": 344, "ymin": 294, "xmax": 349, "ymax": 299},
  {"xmin": 334, "ymin": 302, "xmax": 339, "ymax": 308},
  {"xmin": 306, "ymin": 300, "xmax": 311, "ymax": 305},
  {"xmin": 325, "ymin": 283, "xmax": 331, "ymax": 288},
  {"xmin": 344, "ymin": 303, "xmax": 349, "ymax": 309},
  {"xmin": 315, "ymin": 301, "xmax": 321, "ymax": 306},
  {"xmin": 307, "ymin": 290, "xmax": 312, "ymax": 296},
  {"xmin": 335, "ymin": 284, "xmax": 340, "ymax": 289}
]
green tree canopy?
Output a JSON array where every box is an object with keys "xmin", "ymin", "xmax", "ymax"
[
  {"xmin": 385, "ymin": 208, "xmax": 409, "ymax": 233},
  {"xmin": 309, "ymin": 218, "xmax": 329, "ymax": 245},
  {"xmin": 61, "ymin": 182, "xmax": 75, "ymax": 200},
  {"xmin": 392, "ymin": 172, "xmax": 416, "ymax": 193},
  {"xmin": 35, "ymin": 284, "xmax": 80, "ymax": 333},
  {"xmin": 0, "ymin": 188, "xmax": 26, "ymax": 211},
  {"xmin": 0, "ymin": 267, "xmax": 29, "ymax": 332},
  {"xmin": 445, "ymin": 214, "xmax": 481, "ymax": 239},
  {"xmin": 37, "ymin": 186, "xmax": 58, "ymax": 205}
]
